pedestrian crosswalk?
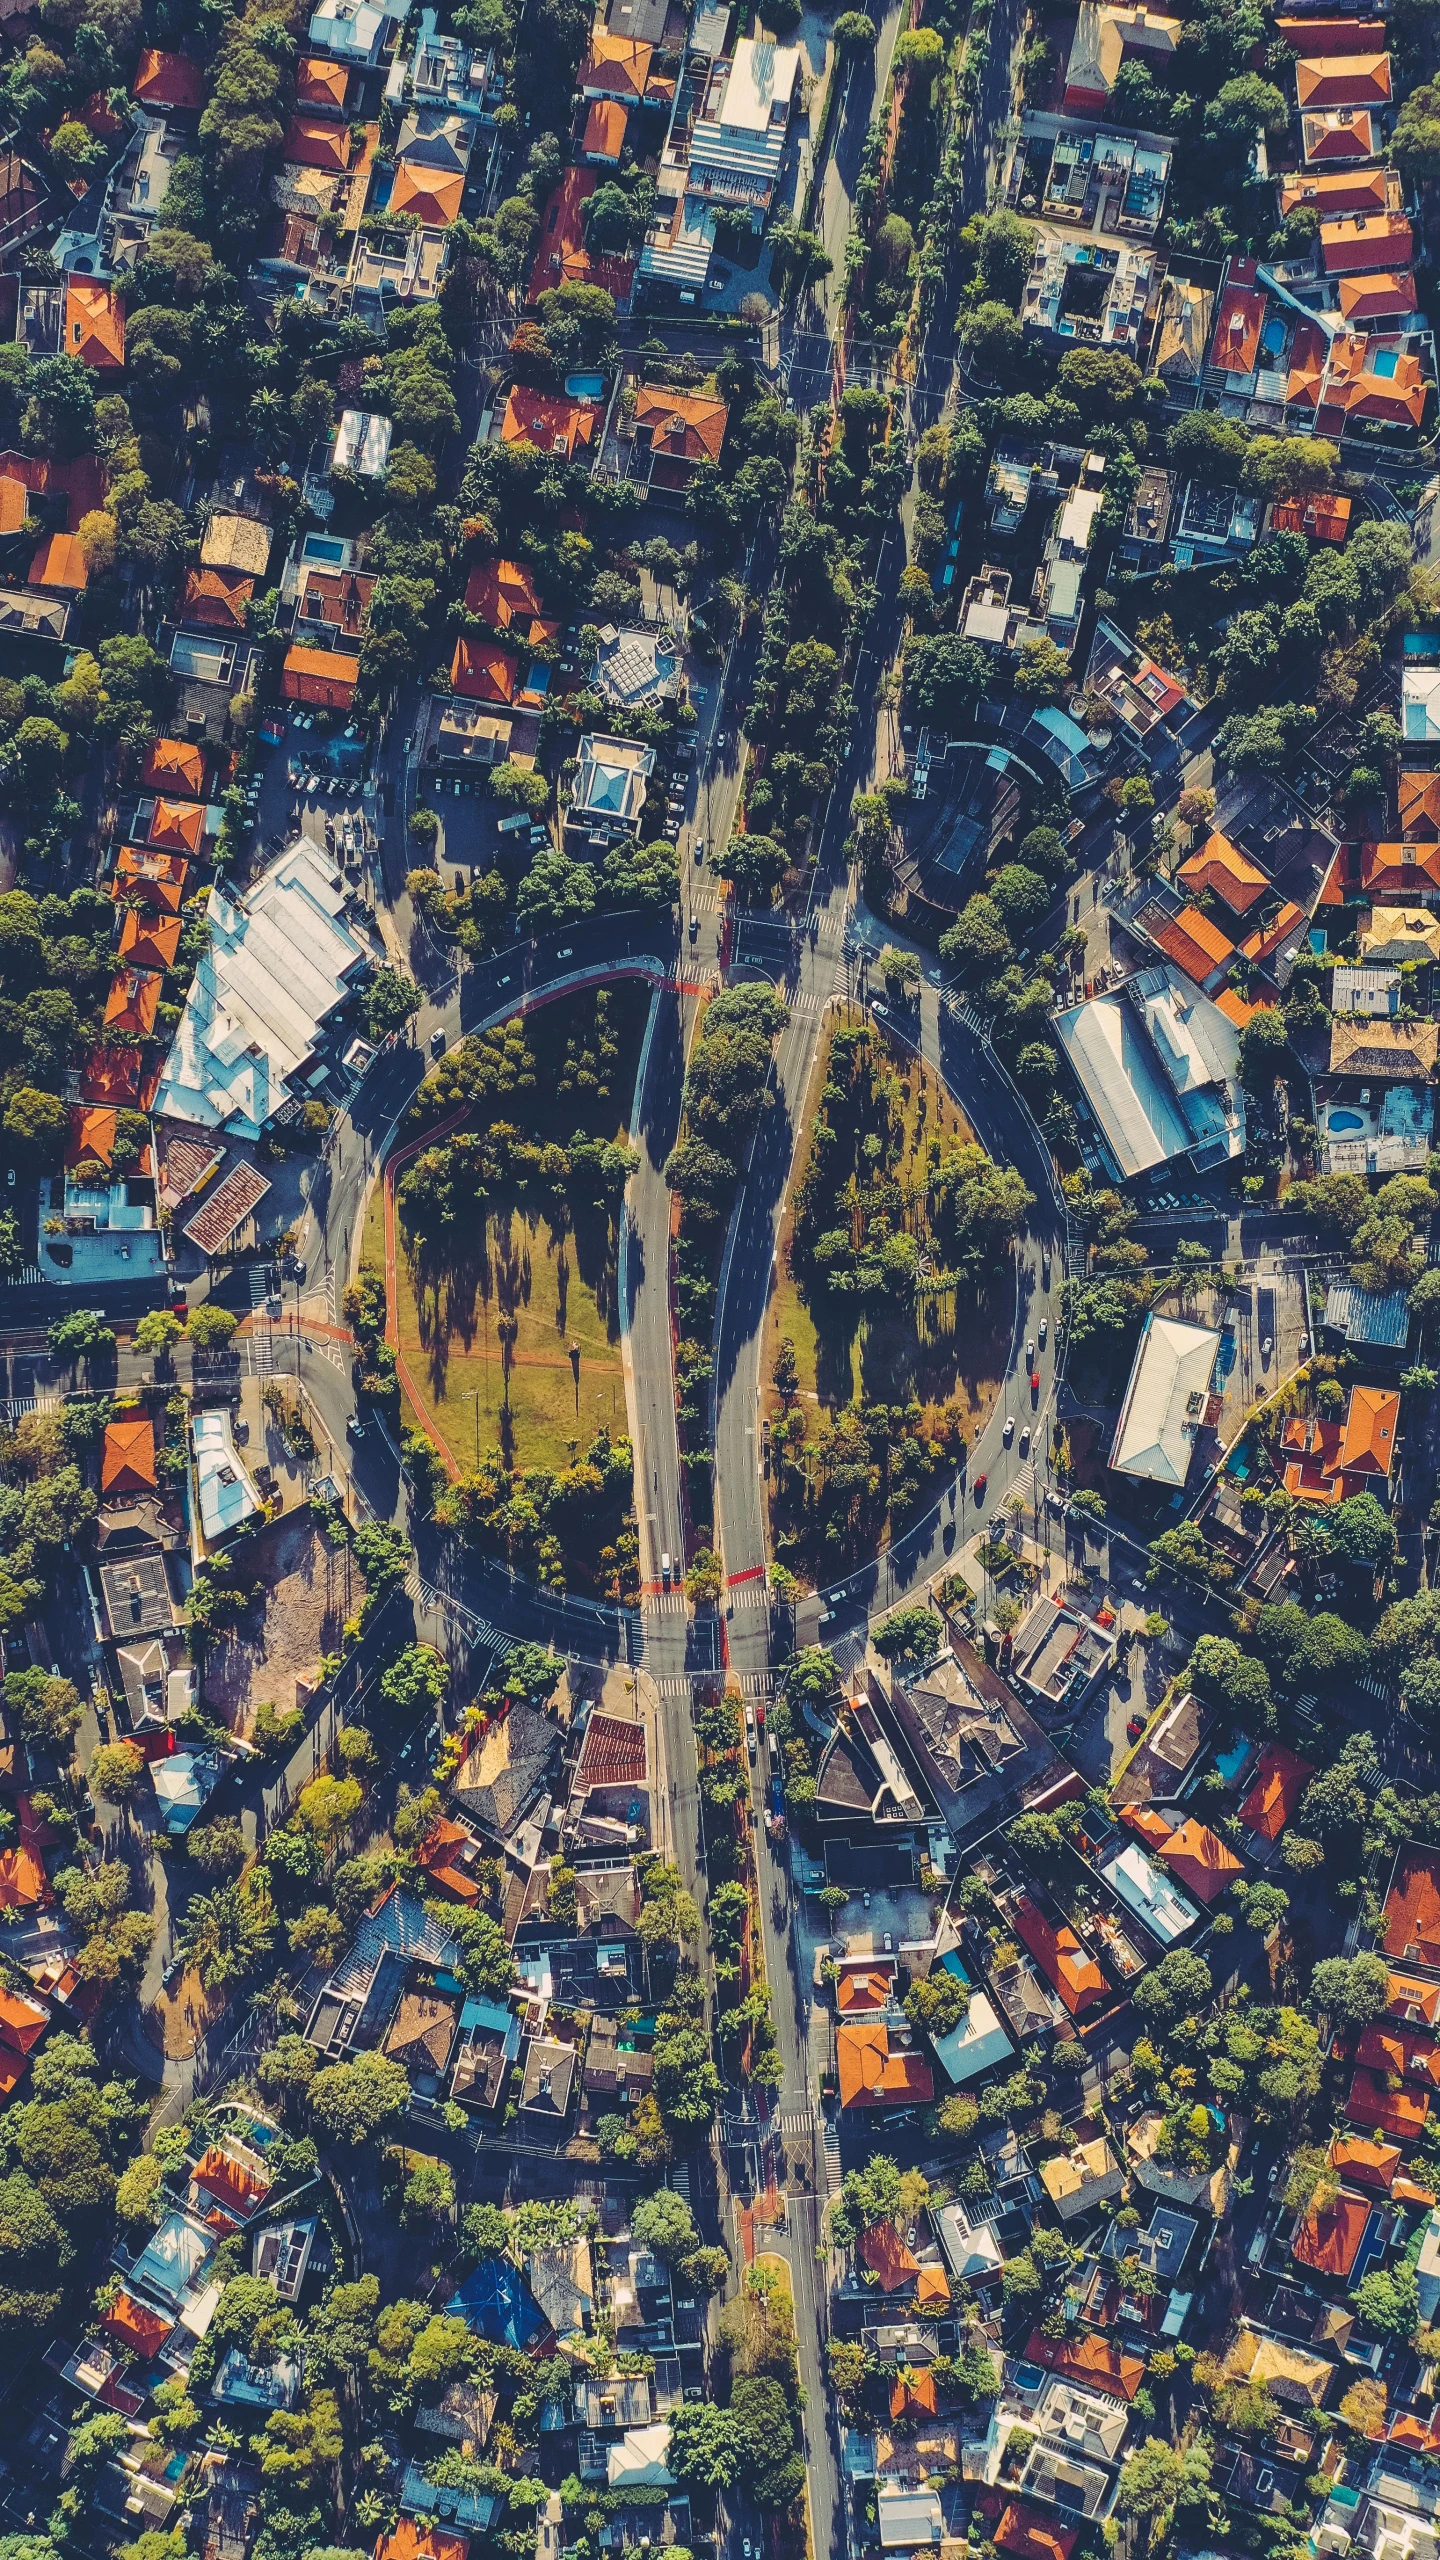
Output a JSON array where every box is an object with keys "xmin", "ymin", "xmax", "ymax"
[
  {"xmin": 738, "ymin": 1671, "xmax": 774, "ymax": 1697},
  {"xmin": 775, "ymin": 2108, "xmax": 816, "ymax": 2140},
  {"xmin": 643, "ymin": 1589, "xmax": 687, "ymax": 1617},
  {"xmin": 407, "ymin": 1571, "xmax": 516, "ymax": 1665}
]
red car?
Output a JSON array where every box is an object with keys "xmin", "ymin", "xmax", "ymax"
[
  {"xmin": 972, "ymin": 1473, "xmax": 987, "ymax": 1502},
  {"xmin": 1127, "ymin": 1715, "xmax": 1144, "ymax": 1743}
]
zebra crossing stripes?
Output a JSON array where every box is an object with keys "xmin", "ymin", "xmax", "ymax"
[
  {"xmin": 643, "ymin": 1589, "xmax": 687, "ymax": 1617},
  {"xmin": 775, "ymin": 2109, "xmax": 816, "ymax": 2140},
  {"xmin": 407, "ymin": 1571, "xmax": 515, "ymax": 1663},
  {"xmin": 739, "ymin": 1672, "xmax": 775, "ymax": 1697}
]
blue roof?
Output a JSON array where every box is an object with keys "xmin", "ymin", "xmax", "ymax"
[
  {"xmin": 1033, "ymin": 706, "xmax": 1090, "ymax": 757},
  {"xmin": 461, "ymin": 1994, "xmax": 514, "ymax": 2036},
  {"xmin": 452, "ymin": 2254, "xmax": 545, "ymax": 2351}
]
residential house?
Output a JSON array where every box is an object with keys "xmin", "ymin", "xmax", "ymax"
[
  {"xmin": 1039, "ymin": 2136, "xmax": 1125, "ymax": 2223},
  {"xmin": 1110, "ymin": 1313, "xmax": 1221, "ymax": 1487},
  {"xmin": 836, "ymin": 2017, "xmax": 935, "ymax": 2110},
  {"xmin": 1282, "ymin": 1383, "xmax": 1400, "ymax": 1504},
  {"xmin": 1011, "ymin": 1894, "xmax": 1107, "ymax": 2019},
  {"xmin": 1061, "ymin": 1, "xmax": 1181, "ymax": 113},
  {"xmin": 630, "ymin": 384, "xmax": 728, "ymax": 487}
]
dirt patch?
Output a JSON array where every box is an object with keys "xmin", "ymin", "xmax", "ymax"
[
  {"xmin": 202, "ymin": 1511, "xmax": 361, "ymax": 1735},
  {"xmin": 151, "ymin": 1965, "xmax": 231, "ymax": 2059}
]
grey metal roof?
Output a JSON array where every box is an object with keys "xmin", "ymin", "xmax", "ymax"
[{"xmin": 1323, "ymin": 1280, "xmax": 1411, "ymax": 1349}]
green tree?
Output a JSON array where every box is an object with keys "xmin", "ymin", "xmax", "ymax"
[{"xmin": 310, "ymin": 2053, "xmax": 411, "ymax": 2146}]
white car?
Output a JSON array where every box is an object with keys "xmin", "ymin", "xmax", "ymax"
[
  {"xmin": 1019, "ymin": 1426, "xmax": 1031, "ymax": 1456},
  {"xmin": 1002, "ymin": 1416, "xmax": 1015, "ymax": 1445}
]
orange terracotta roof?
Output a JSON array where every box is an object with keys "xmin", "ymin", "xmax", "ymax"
[
  {"xmin": 890, "ymin": 2368, "xmax": 938, "ymax": 2423},
  {"xmin": 67, "ymin": 1104, "xmax": 120, "ymax": 1172},
  {"xmin": 1303, "ymin": 106, "xmax": 1377, "ymax": 159},
  {"xmin": 1361, "ymin": 840, "xmax": 1440, "ymax": 894},
  {"xmin": 376, "ymin": 2521, "xmax": 470, "ymax": 2560},
  {"xmin": 101, "ymin": 1419, "xmax": 157, "ymax": 1497},
  {"xmin": 1399, "ymin": 772, "xmax": 1440, "ymax": 839},
  {"xmin": 1282, "ymin": 164, "xmax": 1395, "ymax": 217},
  {"xmin": 500, "ymin": 382, "xmax": 598, "ymax": 457},
  {"xmin": 1330, "ymin": 2133, "xmax": 1399, "ymax": 2191},
  {"xmin": 463, "ymin": 558, "xmax": 558, "ymax": 646},
  {"xmin": 1177, "ymin": 831, "xmax": 1268, "ymax": 914},
  {"xmin": 915, "ymin": 2261, "xmax": 950, "ymax": 2305},
  {"xmin": 133, "ymin": 47, "xmax": 206, "ymax": 109},
  {"xmin": 1215, "ymin": 989, "xmax": 1257, "ymax": 1028},
  {"xmin": 192, "ymin": 2144, "xmax": 270, "ymax": 2215},
  {"xmin": 634, "ymin": 382, "xmax": 730, "ymax": 467},
  {"xmin": 281, "ymin": 645, "xmax": 357, "ymax": 710},
  {"xmin": 103, "ymin": 2291, "xmax": 173, "ymax": 2357},
  {"xmin": 583, "ymin": 98, "xmax": 628, "ymax": 157},
  {"xmin": 1338, "ymin": 271, "xmax": 1417, "ymax": 323},
  {"xmin": 66, "ymin": 281, "xmax": 123, "ymax": 370},
  {"xmin": 283, "ymin": 114, "xmax": 351, "ymax": 170},
  {"xmin": 1356, "ymin": 2020, "xmax": 1440, "ymax": 2090},
  {"xmin": 1239, "ymin": 1742, "xmax": 1314, "ymax": 1841},
  {"xmin": 578, "ymin": 28, "xmax": 653, "ymax": 94},
  {"xmin": 1270, "ymin": 493, "xmax": 1353, "ymax": 542},
  {"xmin": 1213, "ymin": 284, "xmax": 1266, "ymax": 375},
  {"xmin": 79, "ymin": 1045, "xmax": 161, "ymax": 1108},
  {"xmin": 1239, "ymin": 900, "xmax": 1305, "ymax": 967},
  {"xmin": 1150, "ymin": 904, "xmax": 1234, "ymax": 984},
  {"xmin": 114, "ymin": 846, "xmax": 188, "ymax": 913},
  {"xmin": 1293, "ymin": 2185, "xmax": 1370, "ymax": 2274},
  {"xmin": 837, "ymin": 1966, "xmax": 894, "ymax": 2012},
  {"xmin": 182, "ymin": 566, "xmax": 253, "ymax": 630},
  {"xmin": 149, "ymin": 797, "xmax": 206, "ymax": 857},
  {"xmin": 1340, "ymin": 1384, "xmax": 1400, "ymax": 1478},
  {"xmin": 995, "ymin": 2507, "xmax": 1077, "ymax": 2560},
  {"xmin": 451, "ymin": 637, "xmax": 519, "ymax": 704},
  {"xmin": 1320, "ymin": 212, "xmax": 1414, "ymax": 272},
  {"xmin": 858, "ymin": 2221, "xmax": 920, "ymax": 2291},
  {"xmin": 1025, "ymin": 2330, "xmax": 1144, "ymax": 2401},
  {"xmin": 526, "ymin": 163, "xmax": 636, "ymax": 304},
  {"xmin": 1346, "ymin": 2069, "xmax": 1430, "ymax": 2139},
  {"xmin": 140, "ymin": 736, "xmax": 207, "ymax": 798},
  {"xmin": 29, "ymin": 532, "xmax": 87, "ymax": 591},
  {"xmin": 390, "ymin": 161, "xmax": 464, "ymax": 226},
  {"xmin": 1296, "ymin": 50, "xmax": 1391, "ymax": 105},
  {"xmin": 104, "ymin": 968, "xmax": 160, "ymax": 1036},
  {"xmin": 0, "ymin": 1854, "xmax": 49, "ymax": 1916},
  {"xmin": 1278, "ymin": 16, "xmax": 1386, "ymax": 48},
  {"xmin": 1012, "ymin": 1894, "xmax": 1106, "ymax": 2016},
  {"xmin": 0, "ymin": 477, "xmax": 26, "ymax": 536},
  {"xmin": 1388, "ymin": 1969, "xmax": 1440, "ymax": 2028},
  {"xmin": 119, "ymin": 908, "xmax": 182, "ymax": 972},
  {"xmin": 1158, "ymin": 1818, "xmax": 1245, "ymax": 1905},
  {"xmin": 836, "ymin": 2018, "xmax": 934, "ymax": 2109},
  {"xmin": 1383, "ymin": 1844, "xmax": 1440, "ymax": 1967},
  {"xmin": 298, "ymin": 54, "xmax": 349, "ymax": 109},
  {"xmin": 1120, "ymin": 1803, "xmax": 1175, "ymax": 1848}
]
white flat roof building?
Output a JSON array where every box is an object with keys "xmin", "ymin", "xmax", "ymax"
[
  {"xmin": 309, "ymin": 0, "xmax": 409, "ymax": 61},
  {"xmin": 932, "ymin": 1988, "xmax": 1014, "ymax": 2087},
  {"xmin": 1404, "ymin": 666, "xmax": 1440, "ymax": 745},
  {"xmin": 1055, "ymin": 961, "xmax": 1245, "ymax": 1180},
  {"xmin": 1110, "ymin": 1310, "xmax": 1220, "ymax": 1486},
  {"xmin": 154, "ymin": 840, "xmax": 373, "ymax": 1142},
  {"xmin": 688, "ymin": 36, "xmax": 800, "ymax": 208},
  {"xmin": 878, "ymin": 2491, "xmax": 944, "ymax": 2551},
  {"xmin": 1101, "ymin": 1837, "xmax": 1199, "ymax": 1945},
  {"xmin": 936, "ymin": 2200, "xmax": 1005, "ymax": 2283},
  {"xmin": 332, "ymin": 408, "xmax": 394, "ymax": 476},
  {"xmin": 192, "ymin": 1410, "xmax": 262, "ymax": 1545}
]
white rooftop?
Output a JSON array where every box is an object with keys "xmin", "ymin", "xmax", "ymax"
[
  {"xmin": 1101, "ymin": 1837, "xmax": 1198, "ymax": 1945},
  {"xmin": 333, "ymin": 408, "xmax": 394, "ymax": 475},
  {"xmin": 1055, "ymin": 962, "xmax": 1243, "ymax": 1179},
  {"xmin": 936, "ymin": 2200, "xmax": 1005, "ymax": 2283},
  {"xmin": 931, "ymin": 1988, "xmax": 1014, "ymax": 2086},
  {"xmin": 192, "ymin": 1408, "xmax": 263, "ymax": 1545},
  {"xmin": 607, "ymin": 2425, "xmax": 675, "ymax": 2490},
  {"xmin": 1110, "ymin": 1310, "xmax": 1220, "ymax": 1486},
  {"xmin": 1404, "ymin": 667, "xmax": 1440, "ymax": 744},
  {"xmin": 713, "ymin": 35, "xmax": 799, "ymax": 132},
  {"xmin": 878, "ymin": 2491, "xmax": 944, "ymax": 2551},
  {"xmin": 154, "ymin": 838, "xmax": 372, "ymax": 1142}
]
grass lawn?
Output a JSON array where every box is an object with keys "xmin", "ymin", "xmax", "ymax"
[
  {"xmin": 378, "ymin": 986, "xmax": 650, "ymax": 1479},
  {"xmin": 763, "ymin": 1003, "xmax": 1010, "ymax": 1578}
]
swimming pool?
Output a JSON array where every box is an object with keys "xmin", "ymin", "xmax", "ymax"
[
  {"xmin": 1328, "ymin": 1108, "xmax": 1366, "ymax": 1133},
  {"xmin": 565, "ymin": 371, "xmax": 606, "ymax": 398},
  {"xmin": 303, "ymin": 535, "xmax": 347, "ymax": 564}
]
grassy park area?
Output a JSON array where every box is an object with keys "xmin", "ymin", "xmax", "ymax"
[
  {"xmin": 368, "ymin": 986, "xmax": 649, "ymax": 1483},
  {"xmin": 763, "ymin": 1005, "xmax": 1020, "ymax": 1580}
]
